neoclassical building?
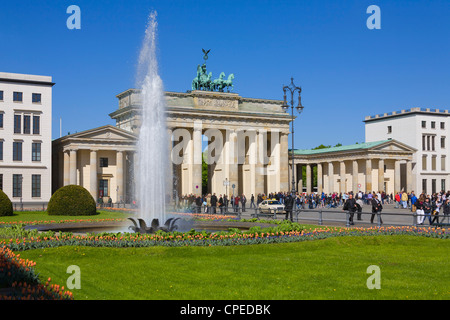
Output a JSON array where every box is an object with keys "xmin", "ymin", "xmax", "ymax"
[
  {"xmin": 291, "ymin": 139, "xmax": 416, "ymax": 195},
  {"xmin": 53, "ymin": 89, "xmax": 293, "ymax": 202}
]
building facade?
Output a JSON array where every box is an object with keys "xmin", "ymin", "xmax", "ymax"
[
  {"xmin": 291, "ymin": 139, "xmax": 416, "ymax": 195},
  {"xmin": 0, "ymin": 72, "xmax": 54, "ymax": 206},
  {"xmin": 365, "ymin": 107, "xmax": 450, "ymax": 194}
]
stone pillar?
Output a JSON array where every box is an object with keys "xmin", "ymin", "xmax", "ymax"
[
  {"xmin": 328, "ymin": 162, "xmax": 334, "ymax": 193},
  {"xmin": 255, "ymin": 130, "xmax": 265, "ymax": 195},
  {"xmin": 193, "ymin": 126, "xmax": 203, "ymax": 196},
  {"xmin": 317, "ymin": 163, "xmax": 323, "ymax": 194},
  {"xmin": 297, "ymin": 164, "xmax": 303, "ymax": 193},
  {"xmin": 365, "ymin": 159, "xmax": 372, "ymax": 192},
  {"xmin": 306, "ymin": 164, "xmax": 312, "ymax": 193},
  {"xmin": 406, "ymin": 160, "xmax": 413, "ymax": 192},
  {"xmin": 90, "ymin": 150, "xmax": 97, "ymax": 199},
  {"xmin": 116, "ymin": 151, "xmax": 124, "ymax": 202},
  {"xmin": 340, "ymin": 161, "xmax": 345, "ymax": 193},
  {"xmin": 63, "ymin": 151, "xmax": 70, "ymax": 186},
  {"xmin": 352, "ymin": 160, "xmax": 359, "ymax": 193},
  {"xmin": 69, "ymin": 149, "xmax": 77, "ymax": 185},
  {"xmin": 378, "ymin": 159, "xmax": 385, "ymax": 192},
  {"xmin": 394, "ymin": 160, "xmax": 401, "ymax": 193},
  {"xmin": 280, "ymin": 133, "xmax": 289, "ymax": 192}
]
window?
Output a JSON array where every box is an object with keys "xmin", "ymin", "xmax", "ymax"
[
  {"xmin": 0, "ymin": 91, "xmax": 3, "ymax": 100},
  {"xmin": 441, "ymin": 136, "xmax": 446, "ymax": 149},
  {"xmin": 12, "ymin": 174, "xmax": 22, "ymax": 197},
  {"xmin": 13, "ymin": 92, "xmax": 23, "ymax": 102},
  {"xmin": 442, "ymin": 156, "xmax": 446, "ymax": 171},
  {"xmin": 13, "ymin": 142, "xmax": 22, "ymax": 161},
  {"xmin": 441, "ymin": 122, "xmax": 445, "ymax": 129},
  {"xmin": 32, "ymin": 175, "xmax": 41, "ymax": 197},
  {"xmin": 99, "ymin": 179, "xmax": 109, "ymax": 197},
  {"xmin": 0, "ymin": 113, "xmax": 3, "ymax": 128},
  {"xmin": 14, "ymin": 115, "xmax": 21, "ymax": 133},
  {"xmin": 441, "ymin": 179, "xmax": 446, "ymax": 192},
  {"xmin": 431, "ymin": 121, "xmax": 436, "ymax": 129},
  {"xmin": 427, "ymin": 136, "xmax": 430, "ymax": 151},
  {"xmin": 422, "ymin": 135, "xmax": 426, "ymax": 151},
  {"xmin": 0, "ymin": 174, "xmax": 2, "ymax": 190},
  {"xmin": 432, "ymin": 136, "xmax": 435, "ymax": 151},
  {"xmin": 33, "ymin": 116, "xmax": 40, "ymax": 135},
  {"xmin": 32, "ymin": 93, "xmax": 41, "ymax": 103},
  {"xmin": 23, "ymin": 115, "xmax": 31, "ymax": 134},
  {"xmin": 0, "ymin": 141, "xmax": 3, "ymax": 161},
  {"xmin": 422, "ymin": 121, "xmax": 426, "ymax": 128},
  {"xmin": 100, "ymin": 157, "xmax": 108, "ymax": 167},
  {"xmin": 432, "ymin": 179, "xmax": 437, "ymax": 194},
  {"xmin": 432, "ymin": 156, "xmax": 436, "ymax": 171},
  {"xmin": 387, "ymin": 126, "xmax": 392, "ymax": 134},
  {"xmin": 32, "ymin": 142, "xmax": 41, "ymax": 161},
  {"xmin": 422, "ymin": 155, "xmax": 427, "ymax": 170},
  {"xmin": 422, "ymin": 179, "xmax": 427, "ymax": 194}
]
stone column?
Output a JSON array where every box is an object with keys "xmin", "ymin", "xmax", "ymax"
[
  {"xmin": 306, "ymin": 164, "xmax": 312, "ymax": 193},
  {"xmin": 116, "ymin": 151, "xmax": 124, "ymax": 202},
  {"xmin": 255, "ymin": 130, "xmax": 265, "ymax": 195},
  {"xmin": 69, "ymin": 149, "xmax": 77, "ymax": 185},
  {"xmin": 90, "ymin": 150, "xmax": 97, "ymax": 199},
  {"xmin": 352, "ymin": 160, "xmax": 359, "ymax": 193},
  {"xmin": 394, "ymin": 160, "xmax": 401, "ymax": 193},
  {"xmin": 193, "ymin": 126, "xmax": 203, "ymax": 196},
  {"xmin": 340, "ymin": 161, "xmax": 345, "ymax": 193},
  {"xmin": 280, "ymin": 132, "xmax": 289, "ymax": 192},
  {"xmin": 63, "ymin": 151, "xmax": 70, "ymax": 186},
  {"xmin": 406, "ymin": 160, "xmax": 413, "ymax": 192},
  {"xmin": 365, "ymin": 159, "xmax": 372, "ymax": 192},
  {"xmin": 328, "ymin": 162, "xmax": 334, "ymax": 193},
  {"xmin": 378, "ymin": 159, "xmax": 385, "ymax": 192},
  {"xmin": 317, "ymin": 163, "xmax": 323, "ymax": 194},
  {"xmin": 297, "ymin": 164, "xmax": 303, "ymax": 193}
]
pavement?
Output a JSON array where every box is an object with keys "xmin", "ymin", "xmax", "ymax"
[{"xmin": 235, "ymin": 203, "xmax": 450, "ymax": 228}]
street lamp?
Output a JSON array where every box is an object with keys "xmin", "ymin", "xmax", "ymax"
[{"xmin": 282, "ymin": 77, "xmax": 304, "ymax": 195}]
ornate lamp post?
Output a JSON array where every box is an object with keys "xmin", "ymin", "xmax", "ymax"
[{"xmin": 282, "ymin": 77, "xmax": 304, "ymax": 194}]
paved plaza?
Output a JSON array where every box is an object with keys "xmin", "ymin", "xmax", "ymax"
[{"xmin": 235, "ymin": 203, "xmax": 450, "ymax": 228}]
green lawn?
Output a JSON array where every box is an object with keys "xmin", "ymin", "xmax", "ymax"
[
  {"xmin": 18, "ymin": 235, "xmax": 450, "ymax": 300},
  {"xmin": 0, "ymin": 210, "xmax": 130, "ymax": 225}
]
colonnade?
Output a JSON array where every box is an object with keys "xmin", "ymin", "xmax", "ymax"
[
  {"xmin": 168, "ymin": 126, "xmax": 290, "ymax": 197},
  {"xmin": 291, "ymin": 158, "xmax": 413, "ymax": 195}
]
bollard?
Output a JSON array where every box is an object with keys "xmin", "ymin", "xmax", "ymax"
[
  {"xmin": 377, "ymin": 211, "xmax": 382, "ymax": 227},
  {"xmin": 319, "ymin": 210, "xmax": 323, "ymax": 226}
]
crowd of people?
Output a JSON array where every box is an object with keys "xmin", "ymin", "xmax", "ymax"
[{"xmin": 177, "ymin": 189, "xmax": 450, "ymax": 225}]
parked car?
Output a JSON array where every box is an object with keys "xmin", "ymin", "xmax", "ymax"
[{"xmin": 258, "ymin": 199, "xmax": 285, "ymax": 214}]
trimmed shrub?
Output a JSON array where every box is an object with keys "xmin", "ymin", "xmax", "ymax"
[
  {"xmin": 0, "ymin": 189, "xmax": 13, "ymax": 217},
  {"xmin": 47, "ymin": 185, "xmax": 97, "ymax": 216}
]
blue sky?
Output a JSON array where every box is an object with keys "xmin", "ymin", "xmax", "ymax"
[{"xmin": 0, "ymin": 0, "xmax": 448, "ymax": 149}]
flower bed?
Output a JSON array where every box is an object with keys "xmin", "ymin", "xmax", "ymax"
[
  {"xmin": 0, "ymin": 246, "xmax": 73, "ymax": 300},
  {"xmin": 1, "ymin": 225, "xmax": 448, "ymax": 252}
]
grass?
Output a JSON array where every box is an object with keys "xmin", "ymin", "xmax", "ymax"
[
  {"xmin": 0, "ymin": 210, "xmax": 130, "ymax": 226},
  {"xmin": 17, "ymin": 235, "xmax": 450, "ymax": 300}
]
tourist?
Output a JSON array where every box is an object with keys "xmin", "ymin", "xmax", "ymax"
[
  {"xmin": 401, "ymin": 191, "xmax": 408, "ymax": 209},
  {"xmin": 370, "ymin": 192, "xmax": 383, "ymax": 224},
  {"xmin": 423, "ymin": 197, "xmax": 432, "ymax": 225},
  {"xmin": 415, "ymin": 195, "xmax": 425, "ymax": 225},
  {"xmin": 241, "ymin": 194, "xmax": 247, "ymax": 212},
  {"xmin": 250, "ymin": 194, "xmax": 255, "ymax": 209},
  {"xmin": 234, "ymin": 195, "xmax": 240, "ymax": 213},
  {"xmin": 211, "ymin": 193, "xmax": 218, "ymax": 214},
  {"xmin": 410, "ymin": 191, "xmax": 417, "ymax": 212},
  {"xmin": 284, "ymin": 193, "xmax": 295, "ymax": 222},
  {"xmin": 343, "ymin": 193, "xmax": 358, "ymax": 225},
  {"xmin": 356, "ymin": 195, "xmax": 364, "ymax": 220}
]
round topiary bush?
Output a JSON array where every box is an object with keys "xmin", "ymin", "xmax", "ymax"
[
  {"xmin": 47, "ymin": 185, "xmax": 97, "ymax": 216},
  {"xmin": 0, "ymin": 189, "xmax": 13, "ymax": 217}
]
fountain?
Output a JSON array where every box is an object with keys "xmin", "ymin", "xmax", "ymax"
[{"xmin": 129, "ymin": 11, "xmax": 179, "ymax": 233}]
